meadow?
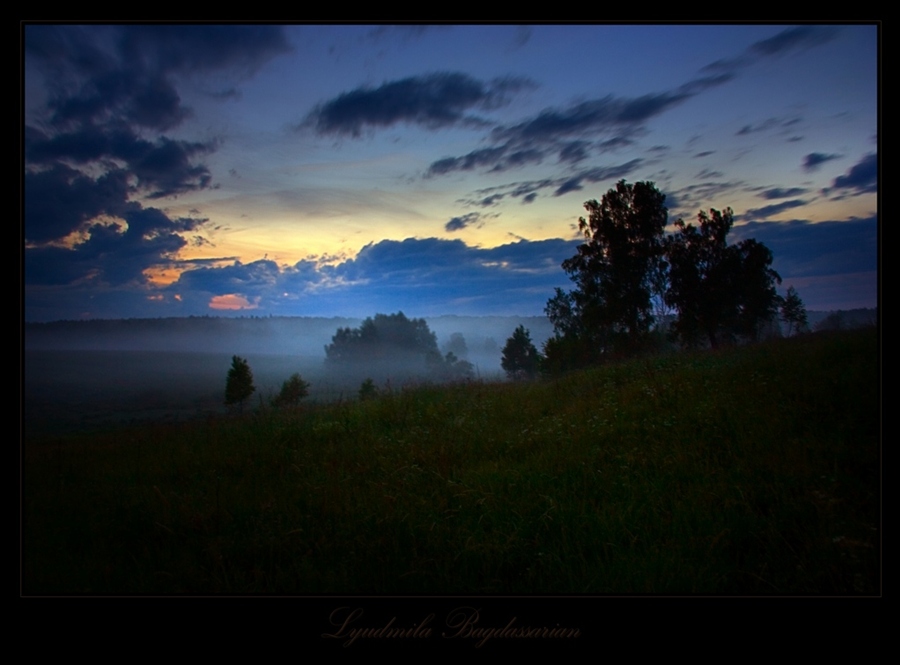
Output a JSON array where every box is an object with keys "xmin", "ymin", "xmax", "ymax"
[{"xmin": 22, "ymin": 328, "xmax": 879, "ymax": 594}]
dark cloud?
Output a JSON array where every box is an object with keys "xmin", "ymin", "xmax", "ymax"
[
  {"xmin": 750, "ymin": 26, "xmax": 840, "ymax": 57},
  {"xmin": 26, "ymin": 124, "xmax": 215, "ymax": 195},
  {"xmin": 25, "ymin": 165, "xmax": 131, "ymax": 243},
  {"xmin": 559, "ymin": 141, "xmax": 591, "ymax": 164},
  {"xmin": 159, "ymin": 236, "xmax": 580, "ymax": 317},
  {"xmin": 736, "ymin": 116, "xmax": 800, "ymax": 136},
  {"xmin": 693, "ymin": 151, "xmax": 715, "ymax": 158},
  {"xmin": 476, "ymin": 194, "xmax": 505, "ymax": 208},
  {"xmin": 803, "ymin": 152, "xmax": 841, "ymax": 171},
  {"xmin": 428, "ymin": 146, "xmax": 511, "ymax": 177},
  {"xmin": 128, "ymin": 137, "xmax": 216, "ymax": 198},
  {"xmin": 730, "ymin": 216, "xmax": 876, "ymax": 280},
  {"xmin": 667, "ymin": 180, "xmax": 746, "ymax": 217},
  {"xmin": 121, "ymin": 25, "xmax": 292, "ymax": 77},
  {"xmin": 26, "ymin": 205, "xmax": 206, "ymax": 287},
  {"xmin": 758, "ymin": 187, "xmax": 809, "ymax": 200},
  {"xmin": 426, "ymin": 71, "xmax": 730, "ymax": 178},
  {"xmin": 703, "ymin": 26, "xmax": 839, "ymax": 75},
  {"xmin": 552, "ymin": 160, "xmax": 645, "ymax": 197},
  {"xmin": 24, "ymin": 25, "xmax": 289, "ymax": 300},
  {"xmin": 174, "ymin": 258, "xmax": 282, "ymax": 295},
  {"xmin": 445, "ymin": 212, "xmax": 484, "ymax": 232},
  {"xmin": 424, "ymin": 27, "xmax": 834, "ymax": 181},
  {"xmin": 455, "ymin": 160, "xmax": 644, "ymax": 206},
  {"xmin": 305, "ymin": 72, "xmax": 535, "ymax": 137},
  {"xmin": 742, "ymin": 199, "xmax": 809, "ymax": 220},
  {"xmin": 491, "ymin": 93, "xmax": 684, "ymax": 147},
  {"xmin": 828, "ymin": 153, "xmax": 877, "ymax": 195},
  {"xmin": 28, "ymin": 25, "xmax": 291, "ymax": 131}
]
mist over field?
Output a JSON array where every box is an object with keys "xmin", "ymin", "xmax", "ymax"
[{"xmin": 24, "ymin": 315, "xmax": 555, "ymax": 435}]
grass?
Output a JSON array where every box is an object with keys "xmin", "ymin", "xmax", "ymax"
[{"xmin": 22, "ymin": 328, "xmax": 879, "ymax": 594}]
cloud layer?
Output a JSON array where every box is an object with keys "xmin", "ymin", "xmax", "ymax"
[
  {"xmin": 24, "ymin": 25, "xmax": 292, "ymax": 292},
  {"xmin": 304, "ymin": 73, "xmax": 534, "ymax": 137}
]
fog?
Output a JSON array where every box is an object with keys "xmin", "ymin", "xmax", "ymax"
[
  {"xmin": 24, "ymin": 315, "xmax": 556, "ymax": 435},
  {"xmin": 25, "ymin": 315, "xmax": 555, "ymax": 359}
]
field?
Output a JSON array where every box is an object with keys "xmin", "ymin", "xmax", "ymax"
[{"xmin": 22, "ymin": 328, "xmax": 879, "ymax": 594}]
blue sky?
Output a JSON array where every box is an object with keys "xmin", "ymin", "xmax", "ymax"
[{"xmin": 23, "ymin": 24, "xmax": 878, "ymax": 321}]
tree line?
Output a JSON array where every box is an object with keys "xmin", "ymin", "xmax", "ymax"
[{"xmin": 501, "ymin": 180, "xmax": 809, "ymax": 378}]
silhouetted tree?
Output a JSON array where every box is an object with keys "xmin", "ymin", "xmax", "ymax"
[
  {"xmin": 502, "ymin": 325, "xmax": 541, "ymax": 380},
  {"xmin": 546, "ymin": 180, "xmax": 668, "ymax": 364},
  {"xmin": 225, "ymin": 355, "xmax": 255, "ymax": 413},
  {"xmin": 325, "ymin": 312, "xmax": 439, "ymax": 364},
  {"xmin": 780, "ymin": 286, "xmax": 808, "ymax": 336},
  {"xmin": 272, "ymin": 373, "xmax": 310, "ymax": 408},
  {"xmin": 665, "ymin": 208, "xmax": 781, "ymax": 348}
]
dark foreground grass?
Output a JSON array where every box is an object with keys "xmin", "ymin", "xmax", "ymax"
[{"xmin": 23, "ymin": 329, "xmax": 879, "ymax": 594}]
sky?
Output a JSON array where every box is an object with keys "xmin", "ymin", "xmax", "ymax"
[{"xmin": 23, "ymin": 24, "xmax": 879, "ymax": 322}]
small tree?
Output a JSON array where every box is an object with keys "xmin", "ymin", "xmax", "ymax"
[
  {"xmin": 272, "ymin": 373, "xmax": 310, "ymax": 408},
  {"xmin": 501, "ymin": 325, "xmax": 541, "ymax": 380},
  {"xmin": 780, "ymin": 286, "xmax": 808, "ymax": 337},
  {"xmin": 359, "ymin": 378, "xmax": 378, "ymax": 401},
  {"xmin": 225, "ymin": 355, "xmax": 255, "ymax": 413}
]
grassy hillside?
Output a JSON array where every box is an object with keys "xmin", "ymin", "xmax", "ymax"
[{"xmin": 22, "ymin": 328, "xmax": 879, "ymax": 594}]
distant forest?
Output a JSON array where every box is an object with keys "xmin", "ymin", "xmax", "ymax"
[
  {"xmin": 24, "ymin": 308, "xmax": 876, "ymax": 357},
  {"xmin": 23, "ymin": 314, "xmax": 559, "ymax": 357}
]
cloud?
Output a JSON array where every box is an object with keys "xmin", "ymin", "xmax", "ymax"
[
  {"xmin": 159, "ymin": 236, "xmax": 580, "ymax": 318},
  {"xmin": 424, "ymin": 27, "xmax": 835, "ymax": 181},
  {"xmin": 828, "ymin": 153, "xmax": 877, "ymax": 195},
  {"xmin": 741, "ymin": 199, "xmax": 809, "ymax": 220},
  {"xmin": 750, "ymin": 25, "xmax": 840, "ymax": 57},
  {"xmin": 455, "ymin": 160, "xmax": 645, "ymax": 206},
  {"xmin": 758, "ymin": 187, "xmax": 809, "ymax": 200},
  {"xmin": 552, "ymin": 160, "xmax": 644, "ymax": 197},
  {"xmin": 24, "ymin": 25, "xmax": 290, "ymax": 297},
  {"xmin": 304, "ymin": 72, "xmax": 535, "ymax": 137},
  {"xmin": 803, "ymin": 152, "xmax": 841, "ymax": 171},
  {"xmin": 665, "ymin": 180, "xmax": 748, "ymax": 219},
  {"xmin": 25, "ymin": 205, "xmax": 206, "ymax": 287},
  {"xmin": 27, "ymin": 25, "xmax": 291, "ymax": 131},
  {"xmin": 736, "ymin": 116, "xmax": 801, "ymax": 136},
  {"xmin": 24, "ymin": 165, "xmax": 131, "ymax": 243},
  {"xmin": 426, "ymin": 73, "xmax": 732, "ymax": 178},
  {"xmin": 730, "ymin": 216, "xmax": 876, "ymax": 279},
  {"xmin": 703, "ymin": 26, "xmax": 839, "ymax": 75},
  {"xmin": 209, "ymin": 294, "xmax": 260, "ymax": 311},
  {"xmin": 445, "ymin": 212, "xmax": 485, "ymax": 232}
]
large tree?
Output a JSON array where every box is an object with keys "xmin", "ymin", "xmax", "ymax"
[
  {"xmin": 665, "ymin": 207, "xmax": 781, "ymax": 348},
  {"xmin": 325, "ymin": 312, "xmax": 440, "ymax": 364},
  {"xmin": 545, "ymin": 180, "xmax": 668, "ymax": 362},
  {"xmin": 324, "ymin": 311, "xmax": 471, "ymax": 380}
]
